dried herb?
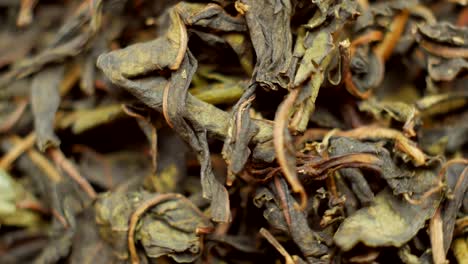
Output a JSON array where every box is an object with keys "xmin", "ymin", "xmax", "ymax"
[{"xmin": 0, "ymin": 1, "xmax": 467, "ymax": 263}]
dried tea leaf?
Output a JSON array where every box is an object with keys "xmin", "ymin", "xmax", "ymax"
[
  {"xmin": 291, "ymin": 0, "xmax": 357, "ymax": 128},
  {"xmin": 97, "ymin": 19, "xmax": 273, "ymax": 160},
  {"xmin": 397, "ymin": 245, "xmax": 421, "ymax": 264},
  {"xmin": 0, "ymin": 169, "xmax": 42, "ymax": 228},
  {"xmin": 191, "ymin": 81, "xmax": 245, "ymax": 105},
  {"xmin": 223, "ymin": 33, "xmax": 254, "ymax": 75},
  {"xmin": 78, "ymin": 150, "xmax": 151, "ymax": 190},
  {"xmin": 253, "ymin": 186, "xmax": 289, "ymax": 233},
  {"xmin": 358, "ymin": 99, "xmax": 419, "ymax": 136},
  {"xmin": 162, "ymin": 52, "xmax": 230, "ymax": 222},
  {"xmin": 416, "ymin": 23, "xmax": 468, "ymax": 81},
  {"xmin": 427, "ymin": 57, "xmax": 468, "ymax": 81},
  {"xmin": 100, "ymin": 10, "xmax": 187, "ymax": 78},
  {"xmin": 337, "ymin": 168, "xmax": 374, "ymax": 206},
  {"xmin": 334, "ymin": 188, "xmax": 441, "ymax": 251},
  {"xmin": 305, "ymin": 0, "xmax": 334, "ymax": 30},
  {"xmin": 79, "ymin": 52, "xmax": 98, "ymax": 96},
  {"xmin": 69, "ymin": 104, "xmax": 124, "ymax": 134},
  {"xmin": 189, "ymin": 68, "xmax": 246, "ymax": 105},
  {"xmin": 222, "ymin": 86, "xmax": 258, "ymax": 183},
  {"xmin": 293, "ymin": 31, "xmax": 334, "ymax": 86},
  {"xmin": 416, "ymin": 92, "xmax": 468, "ymax": 117},
  {"xmin": 336, "ymin": 127, "xmax": 426, "ymax": 166},
  {"xmin": 273, "ymin": 178, "xmax": 328, "ymax": 260},
  {"xmin": 452, "ymin": 237, "xmax": 468, "ymax": 264},
  {"xmin": 34, "ymin": 180, "xmax": 87, "ymax": 264},
  {"xmin": 240, "ymin": 0, "xmax": 293, "ymax": 89},
  {"xmin": 95, "ymin": 191, "xmax": 213, "ymax": 262},
  {"xmin": 177, "ymin": 2, "xmax": 247, "ymax": 32},
  {"xmin": 254, "ymin": 178, "xmax": 328, "ymax": 261},
  {"xmin": 146, "ymin": 128, "xmax": 188, "ymax": 193},
  {"xmin": 419, "ymin": 121, "xmax": 468, "ymax": 155},
  {"xmin": 69, "ymin": 209, "xmax": 119, "ymax": 264},
  {"xmin": 354, "ymin": 0, "xmax": 416, "ymax": 32},
  {"xmin": 440, "ymin": 163, "xmax": 468, "ymax": 255},
  {"xmin": 138, "ymin": 197, "xmax": 213, "ymax": 262},
  {"xmin": 0, "ymin": 0, "xmax": 103, "ymax": 88},
  {"xmin": 2, "ymin": 0, "xmax": 465, "ymax": 262},
  {"xmin": 290, "ymin": 59, "xmax": 333, "ymax": 133},
  {"xmin": 0, "ymin": 27, "xmax": 39, "ymax": 68},
  {"xmin": 418, "ymin": 23, "xmax": 468, "ymax": 47},
  {"xmin": 346, "ymin": 46, "xmax": 383, "ymax": 98},
  {"xmin": 31, "ymin": 65, "xmax": 64, "ymax": 151},
  {"xmin": 95, "ymin": 191, "xmax": 141, "ymax": 260},
  {"xmin": 329, "ymin": 137, "xmax": 430, "ymax": 197}
]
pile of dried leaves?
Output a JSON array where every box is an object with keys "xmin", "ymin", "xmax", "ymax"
[{"xmin": 0, "ymin": 0, "xmax": 467, "ymax": 263}]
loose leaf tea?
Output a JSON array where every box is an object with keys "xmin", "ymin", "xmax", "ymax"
[{"xmin": 0, "ymin": 1, "xmax": 467, "ymax": 264}]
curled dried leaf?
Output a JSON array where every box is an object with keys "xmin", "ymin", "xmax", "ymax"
[
  {"xmin": 240, "ymin": 0, "xmax": 293, "ymax": 89},
  {"xmin": 334, "ymin": 188, "xmax": 441, "ymax": 251},
  {"xmin": 31, "ymin": 65, "xmax": 64, "ymax": 151}
]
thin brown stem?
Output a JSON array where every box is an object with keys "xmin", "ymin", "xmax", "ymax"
[
  {"xmin": 350, "ymin": 30, "xmax": 383, "ymax": 56},
  {"xmin": 48, "ymin": 148, "xmax": 97, "ymax": 199},
  {"xmin": 339, "ymin": 126, "xmax": 426, "ymax": 166},
  {"xmin": 457, "ymin": 7, "xmax": 468, "ymax": 26},
  {"xmin": 162, "ymin": 82, "xmax": 174, "ymax": 128},
  {"xmin": 59, "ymin": 63, "xmax": 81, "ymax": 96},
  {"xmin": 24, "ymin": 148, "xmax": 62, "ymax": 183},
  {"xmin": 17, "ymin": 0, "xmax": 38, "ymax": 27},
  {"xmin": 374, "ymin": 10, "xmax": 410, "ymax": 62},
  {"xmin": 430, "ymin": 208, "xmax": 446, "ymax": 264},
  {"xmin": 420, "ymin": 40, "xmax": 468, "ymax": 59},
  {"xmin": 151, "ymin": 125, "xmax": 158, "ymax": 174},
  {"xmin": 169, "ymin": 10, "xmax": 188, "ymax": 70},
  {"xmin": 0, "ymin": 132, "xmax": 36, "ymax": 170},
  {"xmin": 72, "ymin": 145, "xmax": 113, "ymax": 187},
  {"xmin": 274, "ymin": 88, "xmax": 307, "ymax": 210},
  {"xmin": 51, "ymin": 209, "xmax": 69, "ymax": 228},
  {"xmin": 274, "ymin": 176, "xmax": 292, "ymax": 227},
  {"xmin": 16, "ymin": 199, "xmax": 49, "ymax": 215},
  {"xmin": 259, "ymin": 228, "xmax": 295, "ymax": 264},
  {"xmin": 0, "ymin": 99, "xmax": 28, "ymax": 133},
  {"xmin": 16, "ymin": 199, "xmax": 68, "ymax": 228}
]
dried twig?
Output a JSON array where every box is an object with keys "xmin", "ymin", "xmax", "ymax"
[
  {"xmin": 374, "ymin": 10, "xmax": 410, "ymax": 62},
  {"xmin": 274, "ymin": 88, "xmax": 307, "ymax": 210},
  {"xmin": 0, "ymin": 99, "xmax": 28, "ymax": 133},
  {"xmin": 430, "ymin": 208, "xmax": 446, "ymax": 264},
  {"xmin": 0, "ymin": 132, "xmax": 36, "ymax": 170},
  {"xmin": 259, "ymin": 228, "xmax": 295, "ymax": 264},
  {"xmin": 48, "ymin": 148, "xmax": 97, "ymax": 199}
]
